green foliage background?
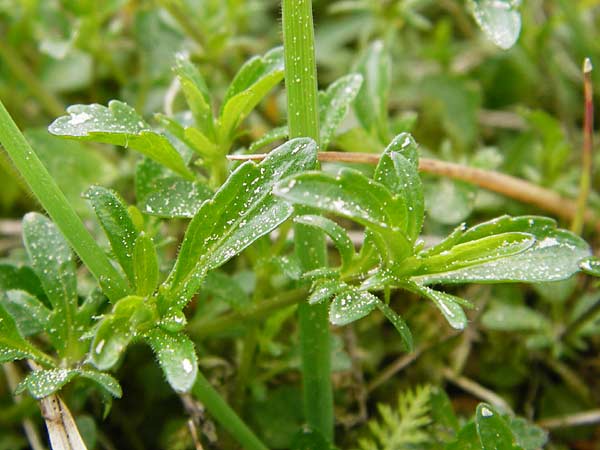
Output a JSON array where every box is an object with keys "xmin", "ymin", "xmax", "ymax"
[{"xmin": 1, "ymin": 0, "xmax": 599, "ymax": 449}]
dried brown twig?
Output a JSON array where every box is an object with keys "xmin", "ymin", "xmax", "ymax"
[{"xmin": 228, "ymin": 152, "xmax": 599, "ymax": 229}]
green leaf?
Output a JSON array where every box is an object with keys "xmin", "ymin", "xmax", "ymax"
[
  {"xmin": 374, "ymin": 133, "xmax": 423, "ymax": 241},
  {"xmin": 165, "ymin": 138, "xmax": 317, "ymax": 307},
  {"xmin": 249, "ymin": 126, "xmax": 289, "ymax": 153},
  {"xmin": 425, "ymin": 179, "xmax": 475, "ymax": 225},
  {"xmin": 91, "ymin": 296, "xmax": 154, "ymax": 370},
  {"xmin": 411, "ymin": 285, "xmax": 469, "ymax": 330},
  {"xmin": 173, "ymin": 53, "xmax": 214, "ymax": 138},
  {"xmin": 430, "ymin": 386, "xmax": 460, "ymax": 433},
  {"xmin": 184, "ymin": 127, "xmax": 220, "ymax": 160},
  {"xmin": 415, "ymin": 232, "xmax": 535, "ymax": 276},
  {"xmin": 318, "ymin": 74, "xmax": 363, "ymax": 149},
  {"xmin": 468, "ymin": 0, "xmax": 522, "ymax": 50},
  {"xmin": 308, "ymin": 279, "xmax": 348, "ymax": 305},
  {"xmin": 16, "ymin": 368, "xmax": 77, "ymax": 399},
  {"xmin": 219, "ymin": 47, "xmax": 285, "ymax": 139},
  {"xmin": 25, "ymin": 129, "xmax": 115, "ymax": 215},
  {"xmin": 445, "ymin": 422, "xmax": 481, "ymax": 450},
  {"xmin": 413, "ymin": 224, "xmax": 590, "ymax": 285},
  {"xmin": 475, "ymin": 404, "xmax": 518, "ymax": 449},
  {"xmin": 3, "ymin": 290, "xmax": 50, "ymax": 336},
  {"xmin": 419, "ymin": 223, "xmax": 467, "ymax": 258},
  {"xmin": 481, "ymin": 304, "xmax": 550, "ymax": 332},
  {"xmin": 291, "ymin": 428, "xmax": 334, "ymax": 450},
  {"xmin": 0, "ymin": 264, "xmax": 44, "ymax": 298},
  {"xmin": 0, "ymin": 301, "xmax": 49, "ymax": 365},
  {"xmin": 142, "ymin": 178, "xmax": 212, "ymax": 218},
  {"xmin": 329, "ymin": 288, "xmax": 378, "ymax": 326},
  {"xmin": 48, "ymin": 101, "xmax": 194, "ymax": 180},
  {"xmin": 23, "ymin": 213, "xmax": 78, "ymax": 357},
  {"xmin": 144, "ymin": 328, "xmax": 198, "ymax": 393},
  {"xmin": 457, "ymin": 216, "xmax": 555, "ymax": 243},
  {"xmin": 133, "ymin": 233, "xmax": 159, "ymax": 297},
  {"xmin": 76, "ymin": 289, "xmax": 108, "ymax": 328},
  {"xmin": 508, "ymin": 417, "xmax": 548, "ymax": 450},
  {"xmin": 375, "ymin": 300, "xmax": 413, "ymax": 351},
  {"xmin": 77, "ymin": 369, "xmax": 123, "ymax": 398},
  {"xmin": 295, "ymin": 215, "xmax": 355, "ymax": 270},
  {"xmin": 16, "ymin": 368, "xmax": 122, "ymax": 399},
  {"xmin": 85, "ymin": 186, "xmax": 138, "ymax": 284},
  {"xmin": 200, "ymin": 271, "xmax": 251, "ymax": 311},
  {"xmin": 353, "ymin": 40, "xmax": 390, "ymax": 142},
  {"xmin": 222, "ymin": 47, "xmax": 284, "ymax": 106},
  {"xmin": 135, "ymin": 157, "xmax": 166, "ymax": 204},
  {"xmin": 275, "ymin": 168, "xmax": 404, "ymax": 233}
]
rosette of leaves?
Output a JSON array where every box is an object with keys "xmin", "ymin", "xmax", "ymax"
[
  {"xmin": 82, "ymin": 138, "xmax": 318, "ymax": 393},
  {"xmin": 274, "ymin": 132, "xmax": 596, "ymax": 351},
  {"xmin": 0, "ymin": 213, "xmax": 121, "ymax": 401}
]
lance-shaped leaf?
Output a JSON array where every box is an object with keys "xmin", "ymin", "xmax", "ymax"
[
  {"xmin": 219, "ymin": 47, "xmax": 285, "ymax": 139},
  {"xmin": 419, "ymin": 223, "xmax": 467, "ymax": 257},
  {"xmin": 329, "ymin": 288, "xmax": 378, "ymax": 326},
  {"xmin": 458, "ymin": 215, "xmax": 555, "ymax": 243},
  {"xmin": 468, "ymin": 0, "xmax": 522, "ymax": 50},
  {"xmin": 353, "ymin": 40, "xmax": 391, "ymax": 142},
  {"xmin": 0, "ymin": 301, "xmax": 52, "ymax": 365},
  {"xmin": 133, "ymin": 233, "xmax": 159, "ymax": 297},
  {"xmin": 374, "ymin": 133, "xmax": 424, "ymax": 241},
  {"xmin": 295, "ymin": 215, "xmax": 355, "ymax": 270},
  {"xmin": 3, "ymin": 290, "xmax": 50, "ymax": 336},
  {"xmin": 86, "ymin": 186, "xmax": 138, "ymax": 285},
  {"xmin": 48, "ymin": 101, "xmax": 194, "ymax": 180},
  {"xmin": 413, "ymin": 226, "xmax": 590, "ymax": 285},
  {"xmin": 145, "ymin": 328, "xmax": 198, "ymax": 393},
  {"xmin": 318, "ymin": 73, "xmax": 363, "ymax": 149},
  {"xmin": 329, "ymin": 286, "xmax": 413, "ymax": 351},
  {"xmin": 165, "ymin": 138, "xmax": 317, "ymax": 307},
  {"xmin": 16, "ymin": 368, "xmax": 122, "ymax": 399},
  {"xmin": 174, "ymin": 54, "xmax": 215, "ymax": 138},
  {"xmin": 414, "ymin": 232, "xmax": 535, "ymax": 275},
  {"xmin": 23, "ymin": 213, "xmax": 78, "ymax": 358},
  {"xmin": 308, "ymin": 279, "xmax": 348, "ymax": 305},
  {"xmin": 375, "ymin": 300, "xmax": 413, "ymax": 351},
  {"xmin": 411, "ymin": 284, "xmax": 469, "ymax": 330},
  {"xmin": 15, "ymin": 368, "xmax": 76, "ymax": 399},
  {"xmin": 142, "ymin": 178, "xmax": 212, "ymax": 218},
  {"xmin": 249, "ymin": 126, "xmax": 289, "ymax": 153}
]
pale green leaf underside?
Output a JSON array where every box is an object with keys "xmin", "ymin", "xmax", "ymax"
[{"xmin": 413, "ymin": 228, "xmax": 590, "ymax": 285}]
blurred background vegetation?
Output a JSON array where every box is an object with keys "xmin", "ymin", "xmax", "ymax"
[{"xmin": 1, "ymin": 1, "xmax": 599, "ymax": 449}]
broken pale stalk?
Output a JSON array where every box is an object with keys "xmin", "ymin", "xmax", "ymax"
[{"xmin": 572, "ymin": 58, "xmax": 594, "ymax": 234}]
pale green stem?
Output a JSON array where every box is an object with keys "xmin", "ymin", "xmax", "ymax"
[
  {"xmin": 282, "ymin": 0, "xmax": 334, "ymax": 441},
  {"xmin": 0, "ymin": 100, "xmax": 130, "ymax": 302}
]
